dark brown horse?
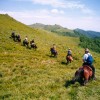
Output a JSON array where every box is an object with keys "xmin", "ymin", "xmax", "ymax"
[
  {"xmin": 23, "ymin": 40, "xmax": 29, "ymax": 47},
  {"xmin": 30, "ymin": 41, "xmax": 37, "ymax": 50},
  {"xmin": 50, "ymin": 48, "xmax": 58, "ymax": 57},
  {"xmin": 72, "ymin": 65, "xmax": 93, "ymax": 85},
  {"xmin": 15, "ymin": 35, "xmax": 21, "ymax": 42},
  {"xmin": 66, "ymin": 55, "xmax": 73, "ymax": 64},
  {"xmin": 10, "ymin": 32, "xmax": 16, "ymax": 41}
]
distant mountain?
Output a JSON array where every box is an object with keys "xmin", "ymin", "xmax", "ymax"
[
  {"xmin": 29, "ymin": 23, "xmax": 45, "ymax": 29},
  {"xmin": 29, "ymin": 23, "xmax": 100, "ymax": 38},
  {"xmin": 74, "ymin": 28, "xmax": 100, "ymax": 38},
  {"xmin": 29, "ymin": 23, "xmax": 80, "ymax": 37},
  {"xmin": 29, "ymin": 23, "xmax": 64, "ymax": 30}
]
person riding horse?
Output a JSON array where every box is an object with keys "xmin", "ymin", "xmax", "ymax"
[
  {"xmin": 11, "ymin": 32, "xmax": 16, "ymax": 41},
  {"xmin": 30, "ymin": 39, "xmax": 37, "ymax": 49},
  {"xmin": 23, "ymin": 36, "xmax": 29, "ymax": 47},
  {"xmin": 82, "ymin": 48, "xmax": 96, "ymax": 80},
  {"xmin": 50, "ymin": 44, "xmax": 58, "ymax": 57},
  {"xmin": 71, "ymin": 48, "xmax": 96, "ymax": 85},
  {"xmin": 66, "ymin": 48, "xmax": 73, "ymax": 64},
  {"xmin": 16, "ymin": 34, "xmax": 21, "ymax": 42}
]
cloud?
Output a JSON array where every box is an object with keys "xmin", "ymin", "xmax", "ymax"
[
  {"xmin": 31, "ymin": 0, "xmax": 94, "ymax": 15},
  {"xmin": 51, "ymin": 9, "xmax": 64, "ymax": 14},
  {"xmin": 14, "ymin": 0, "xmax": 94, "ymax": 15},
  {"xmin": 0, "ymin": 9, "xmax": 99, "ymax": 31},
  {"xmin": 81, "ymin": 7, "xmax": 94, "ymax": 15},
  {"xmin": 32, "ymin": 0, "xmax": 65, "ymax": 7}
]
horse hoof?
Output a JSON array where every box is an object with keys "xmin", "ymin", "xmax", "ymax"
[{"xmin": 92, "ymin": 77, "xmax": 96, "ymax": 80}]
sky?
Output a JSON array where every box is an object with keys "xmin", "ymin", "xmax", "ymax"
[{"xmin": 0, "ymin": 0, "xmax": 100, "ymax": 32}]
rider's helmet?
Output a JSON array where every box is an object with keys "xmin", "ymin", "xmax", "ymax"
[{"xmin": 85, "ymin": 48, "xmax": 89, "ymax": 53}]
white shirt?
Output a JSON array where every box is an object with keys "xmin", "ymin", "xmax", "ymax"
[
  {"xmin": 83, "ymin": 53, "xmax": 91, "ymax": 62},
  {"xmin": 25, "ymin": 37, "xmax": 28, "ymax": 41}
]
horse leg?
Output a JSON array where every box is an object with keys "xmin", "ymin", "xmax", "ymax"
[
  {"xmin": 27, "ymin": 43, "xmax": 29, "ymax": 48},
  {"xmin": 66, "ymin": 58, "xmax": 69, "ymax": 64},
  {"xmin": 83, "ymin": 79, "xmax": 88, "ymax": 85},
  {"xmin": 55, "ymin": 52, "xmax": 57, "ymax": 57},
  {"xmin": 83, "ymin": 74, "xmax": 89, "ymax": 85},
  {"xmin": 54, "ymin": 53, "xmax": 56, "ymax": 57}
]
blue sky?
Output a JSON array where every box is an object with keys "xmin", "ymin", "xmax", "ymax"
[{"xmin": 0, "ymin": 0, "xmax": 100, "ymax": 31}]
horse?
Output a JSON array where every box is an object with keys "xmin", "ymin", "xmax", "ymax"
[
  {"xmin": 50, "ymin": 48, "xmax": 58, "ymax": 57},
  {"xmin": 10, "ymin": 32, "xmax": 16, "ymax": 41},
  {"xmin": 15, "ymin": 35, "xmax": 21, "ymax": 42},
  {"xmin": 30, "ymin": 41, "xmax": 37, "ymax": 50},
  {"xmin": 66, "ymin": 55, "xmax": 73, "ymax": 64},
  {"xmin": 71, "ymin": 65, "xmax": 93, "ymax": 85},
  {"xmin": 23, "ymin": 40, "xmax": 29, "ymax": 48}
]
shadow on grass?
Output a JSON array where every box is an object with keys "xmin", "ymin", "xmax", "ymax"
[
  {"xmin": 64, "ymin": 80, "xmax": 81, "ymax": 88},
  {"xmin": 64, "ymin": 80, "xmax": 73, "ymax": 88},
  {"xmin": 61, "ymin": 61, "xmax": 67, "ymax": 65},
  {"xmin": 61, "ymin": 61, "xmax": 70, "ymax": 66},
  {"xmin": 46, "ymin": 54, "xmax": 57, "ymax": 58}
]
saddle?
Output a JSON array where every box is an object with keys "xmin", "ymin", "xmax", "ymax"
[
  {"xmin": 83, "ymin": 65, "xmax": 92, "ymax": 71},
  {"xmin": 81, "ymin": 65, "xmax": 93, "ymax": 77},
  {"xmin": 79, "ymin": 65, "xmax": 92, "ymax": 71}
]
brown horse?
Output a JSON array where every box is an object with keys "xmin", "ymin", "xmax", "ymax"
[
  {"xmin": 10, "ymin": 32, "xmax": 16, "ymax": 41},
  {"xmin": 72, "ymin": 65, "xmax": 93, "ymax": 85},
  {"xmin": 66, "ymin": 55, "xmax": 73, "ymax": 64},
  {"xmin": 15, "ymin": 35, "xmax": 21, "ymax": 42},
  {"xmin": 30, "ymin": 41, "xmax": 37, "ymax": 50},
  {"xmin": 23, "ymin": 40, "xmax": 29, "ymax": 48}
]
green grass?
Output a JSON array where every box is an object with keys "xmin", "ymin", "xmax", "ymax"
[{"xmin": 0, "ymin": 14, "xmax": 100, "ymax": 100}]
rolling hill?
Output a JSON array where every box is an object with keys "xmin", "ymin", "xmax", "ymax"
[
  {"xmin": 74, "ymin": 28, "xmax": 100, "ymax": 38},
  {"xmin": 30, "ymin": 23, "xmax": 100, "ymax": 38},
  {"xmin": 29, "ymin": 23, "xmax": 79, "ymax": 37},
  {"xmin": 0, "ymin": 14, "xmax": 100, "ymax": 100}
]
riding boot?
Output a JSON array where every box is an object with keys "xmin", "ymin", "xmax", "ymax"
[
  {"xmin": 92, "ymin": 72, "xmax": 96, "ymax": 80},
  {"xmin": 91, "ymin": 65, "xmax": 96, "ymax": 80}
]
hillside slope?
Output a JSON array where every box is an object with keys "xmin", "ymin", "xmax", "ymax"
[{"xmin": 0, "ymin": 14, "xmax": 100, "ymax": 100}]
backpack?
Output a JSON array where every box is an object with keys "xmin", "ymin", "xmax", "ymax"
[{"xmin": 86, "ymin": 55, "xmax": 93, "ymax": 65}]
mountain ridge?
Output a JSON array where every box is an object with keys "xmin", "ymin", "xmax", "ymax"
[{"xmin": 29, "ymin": 23, "xmax": 100, "ymax": 38}]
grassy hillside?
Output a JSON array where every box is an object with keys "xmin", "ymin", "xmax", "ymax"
[{"xmin": 0, "ymin": 14, "xmax": 100, "ymax": 100}]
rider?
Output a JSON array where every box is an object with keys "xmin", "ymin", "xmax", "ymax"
[
  {"xmin": 25, "ymin": 36, "xmax": 28, "ymax": 42},
  {"xmin": 11, "ymin": 31, "xmax": 15, "ymax": 38},
  {"xmin": 17, "ymin": 34, "xmax": 20, "ymax": 38},
  {"xmin": 67, "ymin": 48, "xmax": 72, "ymax": 57},
  {"xmin": 82, "ymin": 48, "xmax": 96, "ymax": 80},
  {"xmin": 53, "ymin": 44, "xmax": 57, "ymax": 52},
  {"xmin": 51, "ymin": 44, "xmax": 57, "ymax": 54}
]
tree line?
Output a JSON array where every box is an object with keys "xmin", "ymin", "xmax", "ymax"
[{"xmin": 79, "ymin": 36, "xmax": 100, "ymax": 53}]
